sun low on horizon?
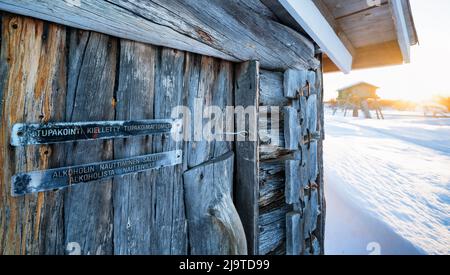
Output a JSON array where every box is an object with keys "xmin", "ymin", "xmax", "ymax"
[{"xmin": 324, "ymin": 0, "xmax": 450, "ymax": 103}]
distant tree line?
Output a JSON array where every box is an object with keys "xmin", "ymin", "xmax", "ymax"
[
  {"xmin": 326, "ymin": 96, "xmax": 450, "ymax": 112},
  {"xmin": 437, "ymin": 97, "xmax": 450, "ymax": 112}
]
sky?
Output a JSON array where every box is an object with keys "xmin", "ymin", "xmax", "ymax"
[{"xmin": 323, "ymin": 0, "xmax": 450, "ymax": 102}]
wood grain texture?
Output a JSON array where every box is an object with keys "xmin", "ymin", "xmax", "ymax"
[
  {"xmin": 259, "ymin": 108, "xmax": 290, "ymax": 161},
  {"xmin": 112, "ymin": 40, "xmax": 156, "ymax": 255},
  {"xmin": 184, "ymin": 152, "xmax": 247, "ymax": 255},
  {"xmin": 0, "ymin": 15, "xmax": 66, "ymax": 254},
  {"xmin": 258, "ymin": 203, "xmax": 289, "ymax": 255},
  {"xmin": 303, "ymin": 189, "xmax": 320, "ymax": 236},
  {"xmin": 257, "ymin": 65, "xmax": 324, "ymax": 254},
  {"xmin": 0, "ymin": 0, "xmax": 318, "ymax": 71},
  {"xmin": 0, "ymin": 10, "xmax": 326, "ymax": 255},
  {"xmin": 63, "ymin": 30, "xmax": 117, "ymax": 255},
  {"xmin": 259, "ymin": 70, "xmax": 288, "ymax": 107},
  {"xmin": 184, "ymin": 55, "xmax": 233, "ymax": 169},
  {"xmin": 0, "ymin": 12, "xmax": 249, "ymax": 255},
  {"xmin": 285, "ymin": 160, "xmax": 302, "ymax": 205},
  {"xmin": 258, "ymin": 160, "xmax": 288, "ymax": 255},
  {"xmin": 259, "ymin": 162, "xmax": 285, "ymax": 211},
  {"xmin": 283, "ymin": 107, "xmax": 300, "ymax": 151},
  {"xmin": 283, "ymin": 69, "xmax": 308, "ymax": 99},
  {"xmin": 286, "ymin": 212, "xmax": 302, "ymax": 255},
  {"xmin": 234, "ymin": 60, "xmax": 259, "ymax": 255},
  {"xmin": 151, "ymin": 48, "xmax": 187, "ymax": 254}
]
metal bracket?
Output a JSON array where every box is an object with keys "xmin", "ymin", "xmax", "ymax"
[
  {"xmin": 11, "ymin": 119, "xmax": 183, "ymax": 146},
  {"xmin": 11, "ymin": 150, "xmax": 183, "ymax": 196}
]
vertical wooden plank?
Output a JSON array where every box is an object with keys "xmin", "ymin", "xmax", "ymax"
[
  {"xmin": 112, "ymin": 40, "xmax": 156, "ymax": 255},
  {"xmin": 235, "ymin": 60, "xmax": 259, "ymax": 255},
  {"xmin": 211, "ymin": 60, "xmax": 234, "ymax": 157},
  {"xmin": 0, "ymin": 11, "xmax": 3, "ymax": 123},
  {"xmin": 307, "ymin": 94, "xmax": 318, "ymax": 133},
  {"xmin": 283, "ymin": 106, "xmax": 300, "ymax": 151},
  {"xmin": 303, "ymin": 189, "xmax": 319, "ymax": 236},
  {"xmin": 185, "ymin": 56, "xmax": 234, "ymax": 169},
  {"xmin": 184, "ymin": 152, "xmax": 247, "ymax": 255},
  {"xmin": 306, "ymin": 93, "xmax": 318, "ymax": 183},
  {"xmin": 152, "ymin": 48, "xmax": 187, "ymax": 254},
  {"xmin": 63, "ymin": 30, "xmax": 117, "ymax": 255},
  {"xmin": 186, "ymin": 56, "xmax": 216, "ymax": 168},
  {"xmin": 0, "ymin": 15, "xmax": 66, "ymax": 254},
  {"xmin": 182, "ymin": 52, "xmax": 201, "ymax": 171},
  {"xmin": 285, "ymin": 160, "xmax": 300, "ymax": 204},
  {"xmin": 286, "ymin": 212, "xmax": 302, "ymax": 255}
]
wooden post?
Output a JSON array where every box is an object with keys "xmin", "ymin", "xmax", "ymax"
[
  {"xmin": 286, "ymin": 212, "xmax": 302, "ymax": 255},
  {"xmin": 361, "ymin": 100, "xmax": 372, "ymax": 119},
  {"xmin": 234, "ymin": 60, "xmax": 259, "ymax": 255}
]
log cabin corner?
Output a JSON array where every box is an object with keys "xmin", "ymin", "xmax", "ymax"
[{"xmin": 0, "ymin": 0, "xmax": 417, "ymax": 255}]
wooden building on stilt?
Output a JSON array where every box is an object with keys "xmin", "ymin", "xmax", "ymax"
[
  {"xmin": 337, "ymin": 82, "xmax": 385, "ymax": 119},
  {"xmin": 0, "ymin": 0, "xmax": 417, "ymax": 255}
]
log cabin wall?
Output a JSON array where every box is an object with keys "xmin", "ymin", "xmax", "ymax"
[
  {"xmin": 256, "ymin": 62, "xmax": 325, "ymax": 255},
  {"xmin": 0, "ymin": 13, "xmax": 236, "ymax": 255},
  {"xmin": 0, "ymin": 10, "xmax": 325, "ymax": 255}
]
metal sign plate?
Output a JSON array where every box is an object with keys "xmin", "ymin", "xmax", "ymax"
[
  {"xmin": 11, "ymin": 119, "xmax": 182, "ymax": 146},
  {"xmin": 11, "ymin": 150, "xmax": 182, "ymax": 196}
]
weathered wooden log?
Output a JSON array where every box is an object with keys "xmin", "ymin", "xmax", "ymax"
[
  {"xmin": 305, "ymin": 236, "xmax": 321, "ymax": 255},
  {"xmin": 184, "ymin": 55, "xmax": 234, "ymax": 169},
  {"xmin": 305, "ymin": 93, "xmax": 319, "ymax": 184},
  {"xmin": 285, "ymin": 160, "xmax": 302, "ymax": 205},
  {"xmin": 307, "ymin": 94, "xmax": 318, "ymax": 133},
  {"xmin": 259, "ymin": 179, "xmax": 284, "ymax": 210},
  {"xmin": 267, "ymin": 243, "xmax": 286, "ymax": 255},
  {"xmin": 258, "ymin": 203, "xmax": 289, "ymax": 255},
  {"xmin": 284, "ymin": 69, "xmax": 308, "ymax": 98},
  {"xmin": 259, "ymin": 70, "xmax": 289, "ymax": 107},
  {"xmin": 112, "ymin": 40, "xmax": 158, "ymax": 255},
  {"xmin": 308, "ymin": 141, "xmax": 319, "ymax": 183},
  {"xmin": 0, "ymin": 14, "xmax": 67, "ymax": 254},
  {"xmin": 235, "ymin": 60, "xmax": 260, "ymax": 255},
  {"xmin": 184, "ymin": 152, "xmax": 247, "ymax": 255},
  {"xmin": 283, "ymin": 107, "xmax": 300, "ymax": 151},
  {"xmin": 259, "ymin": 110, "xmax": 290, "ymax": 161},
  {"xmin": 63, "ymin": 30, "xmax": 117, "ymax": 255},
  {"xmin": 286, "ymin": 212, "xmax": 302, "ymax": 255},
  {"xmin": 0, "ymin": 0, "xmax": 319, "ymax": 71},
  {"xmin": 303, "ymin": 188, "xmax": 320, "ymax": 236},
  {"xmin": 150, "ymin": 48, "xmax": 188, "ymax": 254},
  {"xmin": 259, "ymin": 162, "xmax": 284, "ymax": 209}
]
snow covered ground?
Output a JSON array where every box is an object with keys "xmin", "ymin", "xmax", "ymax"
[{"xmin": 324, "ymin": 109, "xmax": 450, "ymax": 255}]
